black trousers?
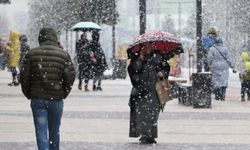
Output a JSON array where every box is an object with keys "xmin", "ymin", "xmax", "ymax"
[{"xmin": 241, "ymin": 80, "xmax": 250, "ymax": 99}]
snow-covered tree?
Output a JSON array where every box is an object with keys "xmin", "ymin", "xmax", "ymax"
[{"xmin": 161, "ymin": 15, "xmax": 177, "ymax": 35}]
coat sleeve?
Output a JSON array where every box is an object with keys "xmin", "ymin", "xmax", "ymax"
[
  {"xmin": 20, "ymin": 53, "xmax": 31, "ymax": 99},
  {"xmin": 63, "ymin": 54, "xmax": 76, "ymax": 99}
]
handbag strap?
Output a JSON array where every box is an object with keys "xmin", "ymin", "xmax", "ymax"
[{"xmin": 213, "ymin": 46, "xmax": 233, "ymax": 68}]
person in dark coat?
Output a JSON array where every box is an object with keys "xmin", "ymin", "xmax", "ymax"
[
  {"xmin": 19, "ymin": 34, "xmax": 30, "ymax": 65},
  {"xmin": 128, "ymin": 46, "xmax": 168, "ymax": 144},
  {"xmin": 90, "ymin": 31, "xmax": 108, "ymax": 91},
  {"xmin": 76, "ymin": 33, "xmax": 93, "ymax": 91},
  {"xmin": 20, "ymin": 27, "xmax": 75, "ymax": 150}
]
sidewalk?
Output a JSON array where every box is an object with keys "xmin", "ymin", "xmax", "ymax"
[{"xmin": 0, "ymin": 70, "xmax": 250, "ymax": 150}]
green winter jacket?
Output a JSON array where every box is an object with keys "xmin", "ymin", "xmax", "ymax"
[{"xmin": 20, "ymin": 28, "xmax": 75, "ymax": 100}]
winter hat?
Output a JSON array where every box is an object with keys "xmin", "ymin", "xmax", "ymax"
[
  {"xmin": 38, "ymin": 27, "xmax": 58, "ymax": 43},
  {"xmin": 207, "ymin": 27, "xmax": 217, "ymax": 36},
  {"xmin": 20, "ymin": 34, "xmax": 28, "ymax": 42},
  {"xmin": 241, "ymin": 52, "xmax": 249, "ymax": 61}
]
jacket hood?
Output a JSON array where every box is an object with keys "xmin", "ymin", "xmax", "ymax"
[
  {"xmin": 241, "ymin": 52, "xmax": 249, "ymax": 61},
  {"xmin": 20, "ymin": 34, "xmax": 28, "ymax": 42},
  {"xmin": 9, "ymin": 30, "xmax": 20, "ymax": 42},
  {"xmin": 38, "ymin": 28, "xmax": 58, "ymax": 45}
]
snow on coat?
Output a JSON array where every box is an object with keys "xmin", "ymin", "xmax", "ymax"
[{"xmin": 207, "ymin": 44, "xmax": 232, "ymax": 88}]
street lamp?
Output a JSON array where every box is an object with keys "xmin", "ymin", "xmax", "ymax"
[
  {"xmin": 196, "ymin": 0, "xmax": 202, "ymax": 72},
  {"xmin": 139, "ymin": 0, "xmax": 146, "ymax": 35}
]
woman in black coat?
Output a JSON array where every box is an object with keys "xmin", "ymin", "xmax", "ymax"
[
  {"xmin": 76, "ymin": 33, "xmax": 93, "ymax": 91},
  {"xmin": 128, "ymin": 48, "xmax": 168, "ymax": 144},
  {"xmin": 90, "ymin": 31, "xmax": 108, "ymax": 91}
]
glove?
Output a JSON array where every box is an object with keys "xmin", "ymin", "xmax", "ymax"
[{"xmin": 232, "ymin": 69, "xmax": 237, "ymax": 73}]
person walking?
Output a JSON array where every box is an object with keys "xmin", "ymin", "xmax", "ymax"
[
  {"xmin": 5, "ymin": 30, "xmax": 21, "ymax": 86},
  {"xmin": 238, "ymin": 52, "xmax": 250, "ymax": 101},
  {"xmin": 90, "ymin": 31, "xmax": 108, "ymax": 91},
  {"xmin": 207, "ymin": 38, "xmax": 235, "ymax": 101},
  {"xmin": 20, "ymin": 27, "xmax": 75, "ymax": 150},
  {"xmin": 76, "ymin": 32, "xmax": 93, "ymax": 91},
  {"xmin": 202, "ymin": 27, "xmax": 217, "ymax": 71},
  {"xmin": 128, "ymin": 45, "xmax": 169, "ymax": 144}
]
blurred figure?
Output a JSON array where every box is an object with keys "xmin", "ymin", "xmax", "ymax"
[
  {"xmin": 0, "ymin": 37, "xmax": 8, "ymax": 70},
  {"xmin": 238, "ymin": 52, "xmax": 250, "ymax": 101},
  {"xmin": 202, "ymin": 27, "xmax": 217, "ymax": 71},
  {"xmin": 207, "ymin": 38, "xmax": 235, "ymax": 101},
  {"xmin": 76, "ymin": 32, "xmax": 93, "ymax": 91},
  {"xmin": 90, "ymin": 31, "xmax": 108, "ymax": 91},
  {"xmin": 20, "ymin": 27, "xmax": 75, "ymax": 150},
  {"xmin": 5, "ymin": 30, "xmax": 20, "ymax": 86},
  {"xmin": 128, "ymin": 45, "xmax": 170, "ymax": 144},
  {"xmin": 19, "ymin": 34, "xmax": 30, "ymax": 65}
]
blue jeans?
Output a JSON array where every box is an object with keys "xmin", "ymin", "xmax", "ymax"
[{"xmin": 31, "ymin": 98, "xmax": 63, "ymax": 150}]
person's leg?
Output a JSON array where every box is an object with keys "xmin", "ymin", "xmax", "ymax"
[
  {"xmin": 214, "ymin": 88, "xmax": 220, "ymax": 100},
  {"xmin": 8, "ymin": 67, "xmax": 18, "ymax": 86},
  {"xmin": 97, "ymin": 75, "xmax": 102, "ymax": 91},
  {"xmin": 241, "ymin": 81, "xmax": 246, "ymax": 101},
  {"xmin": 93, "ymin": 76, "xmax": 97, "ymax": 91},
  {"xmin": 221, "ymin": 87, "xmax": 226, "ymax": 101},
  {"xmin": 78, "ymin": 65, "xmax": 83, "ymax": 90},
  {"xmin": 31, "ymin": 99, "xmax": 49, "ymax": 150},
  {"xmin": 48, "ymin": 100, "xmax": 64, "ymax": 150},
  {"xmin": 246, "ymin": 81, "xmax": 250, "ymax": 101},
  {"xmin": 84, "ymin": 79, "xmax": 90, "ymax": 91},
  {"xmin": 78, "ymin": 79, "xmax": 82, "ymax": 90}
]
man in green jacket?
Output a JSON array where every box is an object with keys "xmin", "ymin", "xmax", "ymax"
[{"xmin": 20, "ymin": 27, "xmax": 75, "ymax": 150}]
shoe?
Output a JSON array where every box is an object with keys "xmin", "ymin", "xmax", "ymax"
[
  {"xmin": 8, "ymin": 82, "xmax": 15, "ymax": 86},
  {"xmin": 97, "ymin": 87, "xmax": 102, "ymax": 91},
  {"xmin": 247, "ymin": 97, "xmax": 250, "ymax": 101},
  {"xmin": 93, "ymin": 85, "xmax": 97, "ymax": 91},
  {"xmin": 14, "ymin": 82, "xmax": 19, "ymax": 86},
  {"xmin": 241, "ymin": 97, "xmax": 245, "ymax": 102},
  {"xmin": 78, "ymin": 86, "xmax": 82, "ymax": 90},
  {"xmin": 147, "ymin": 138, "xmax": 157, "ymax": 144},
  {"xmin": 84, "ymin": 85, "xmax": 90, "ymax": 92},
  {"xmin": 8, "ymin": 82, "xmax": 19, "ymax": 86}
]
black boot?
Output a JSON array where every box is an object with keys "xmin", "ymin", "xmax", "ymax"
[
  {"xmin": 139, "ymin": 137, "xmax": 157, "ymax": 144},
  {"xmin": 97, "ymin": 87, "xmax": 102, "ymax": 91},
  {"xmin": 78, "ymin": 80, "xmax": 82, "ymax": 90},
  {"xmin": 93, "ymin": 85, "xmax": 97, "ymax": 91},
  {"xmin": 8, "ymin": 73, "xmax": 19, "ymax": 86}
]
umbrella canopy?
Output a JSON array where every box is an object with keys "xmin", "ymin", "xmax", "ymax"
[
  {"xmin": 127, "ymin": 31, "xmax": 183, "ymax": 58},
  {"xmin": 71, "ymin": 21, "xmax": 101, "ymax": 31}
]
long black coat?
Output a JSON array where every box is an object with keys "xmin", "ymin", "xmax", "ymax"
[
  {"xmin": 128, "ymin": 52, "xmax": 164, "ymax": 138},
  {"xmin": 90, "ymin": 41, "xmax": 108, "ymax": 76},
  {"xmin": 76, "ymin": 39, "xmax": 93, "ymax": 79}
]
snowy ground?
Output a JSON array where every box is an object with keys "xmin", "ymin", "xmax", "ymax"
[{"xmin": 0, "ymin": 68, "xmax": 250, "ymax": 150}]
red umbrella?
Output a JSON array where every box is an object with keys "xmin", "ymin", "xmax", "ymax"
[{"xmin": 127, "ymin": 31, "xmax": 183, "ymax": 58}]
